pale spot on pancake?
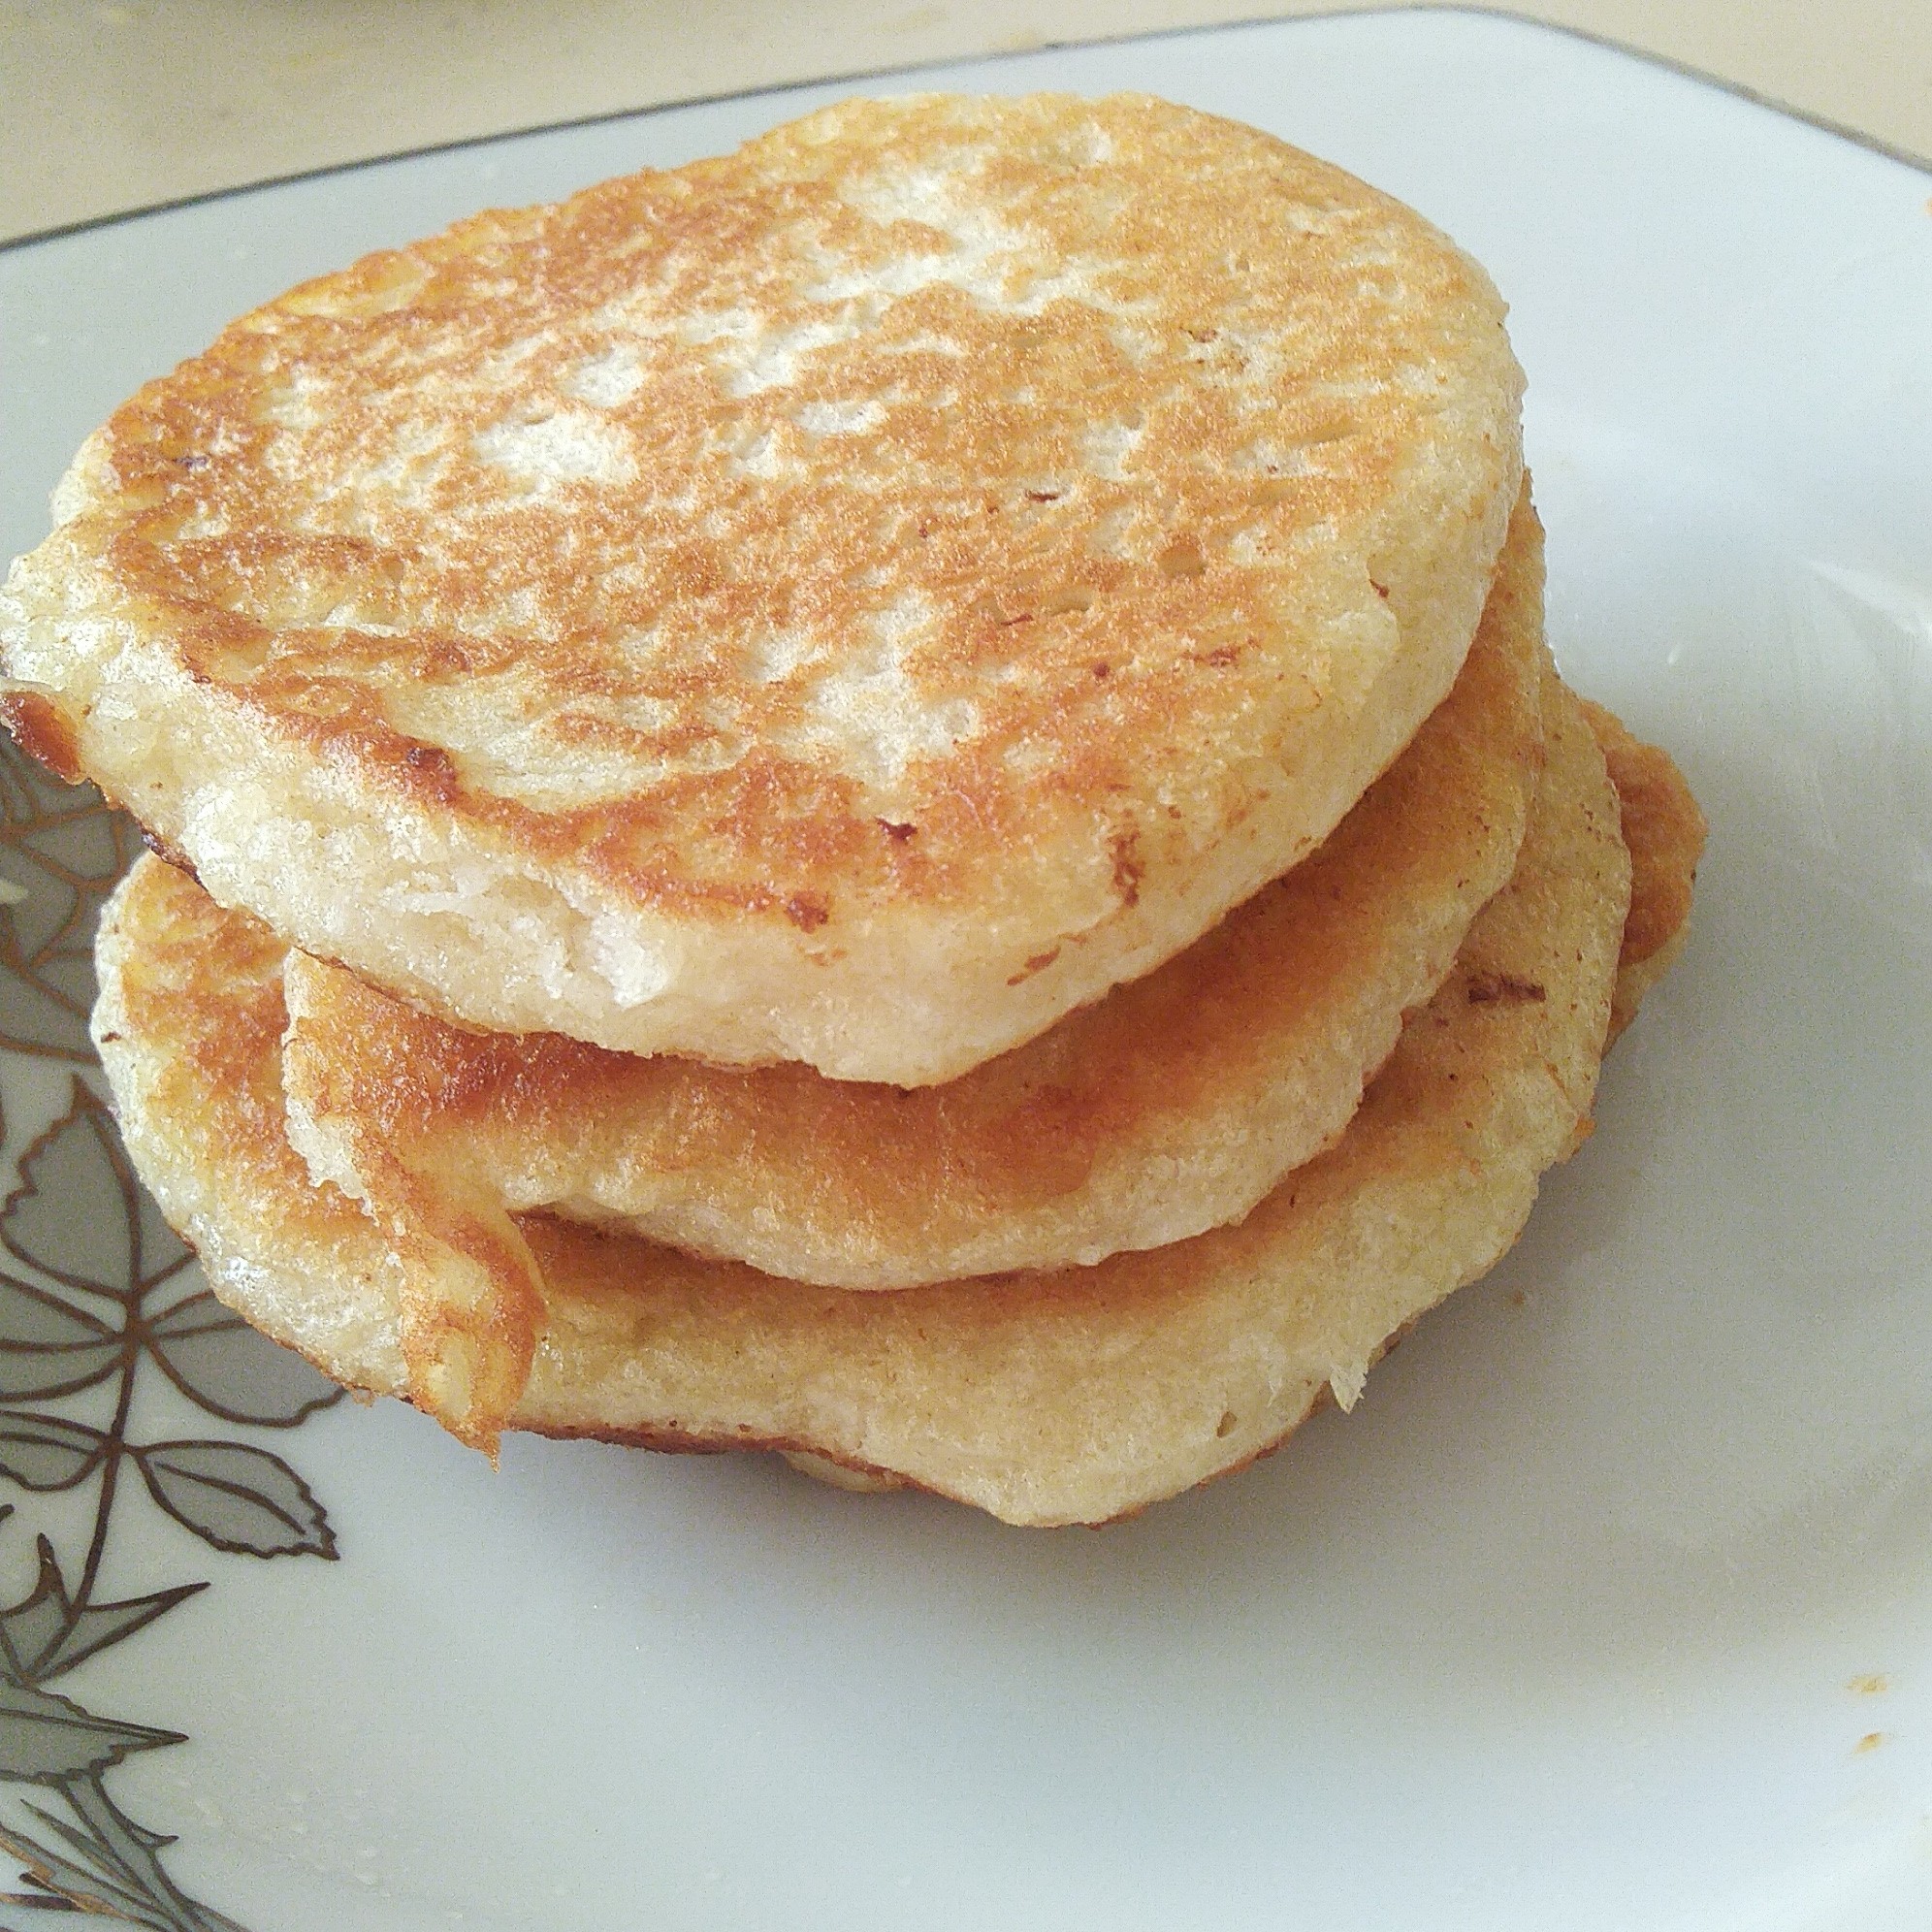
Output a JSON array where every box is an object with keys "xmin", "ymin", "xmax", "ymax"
[
  {"xmin": 472, "ymin": 410, "xmax": 636, "ymax": 488},
  {"xmin": 796, "ymin": 399, "xmax": 886, "ymax": 436},
  {"xmin": 680, "ymin": 304, "xmax": 757, "ymax": 347},
  {"xmin": 837, "ymin": 162, "xmax": 965, "ymax": 228},
  {"xmin": 819, "ymin": 169, "xmax": 1134, "ymax": 315},
  {"xmin": 795, "ymin": 592, "xmax": 978, "ymax": 787},
  {"xmin": 880, "ymin": 331, "xmax": 965, "ymax": 359},
  {"xmin": 742, "ymin": 627, "xmax": 817, "ymax": 685},
  {"xmin": 723, "ymin": 425, "xmax": 781, "ymax": 478},
  {"xmin": 1082, "ymin": 416, "xmax": 1143, "ymax": 480},
  {"xmin": 258, "ymin": 369, "xmax": 327, "ymax": 435},
  {"xmin": 589, "ymin": 910, "xmax": 676, "ymax": 1007},
  {"xmin": 563, "ymin": 345, "xmax": 646, "ymax": 406},
  {"xmin": 714, "ymin": 314, "xmax": 867, "ymax": 397}
]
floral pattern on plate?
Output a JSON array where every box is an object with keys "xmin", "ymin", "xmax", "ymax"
[{"xmin": 0, "ymin": 733, "xmax": 342, "ymax": 1931}]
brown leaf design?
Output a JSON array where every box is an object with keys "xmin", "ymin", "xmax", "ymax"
[
  {"xmin": 0, "ymin": 1278, "xmax": 119, "ymax": 1403},
  {"xmin": 0, "ymin": 1417, "xmax": 104, "ymax": 1497},
  {"xmin": 0, "ymin": 1540, "xmax": 202, "ymax": 1687},
  {"xmin": 0, "ymin": 1085, "xmax": 190, "ymax": 1308},
  {"xmin": 1, "ymin": 1775, "xmax": 246, "ymax": 1930},
  {"xmin": 0, "ymin": 740, "xmax": 141, "ymax": 1064},
  {"xmin": 143, "ymin": 1294, "xmax": 338, "ymax": 1429},
  {"xmin": 132, "ymin": 1442, "xmax": 336, "ymax": 1561},
  {"xmin": 0, "ymin": 1681, "xmax": 183, "ymax": 1785}
]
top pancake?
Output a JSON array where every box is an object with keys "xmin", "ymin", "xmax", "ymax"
[{"xmin": 3, "ymin": 92, "xmax": 1524, "ymax": 1082}]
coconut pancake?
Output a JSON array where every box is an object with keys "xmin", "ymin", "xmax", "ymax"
[
  {"xmin": 1584, "ymin": 698, "xmax": 1708, "ymax": 1042},
  {"xmin": 13, "ymin": 92, "xmax": 1525, "ymax": 1084},
  {"xmin": 276, "ymin": 487, "xmax": 1548, "ymax": 1294},
  {"xmin": 92, "ymin": 671, "xmax": 1664, "ymax": 1519}
]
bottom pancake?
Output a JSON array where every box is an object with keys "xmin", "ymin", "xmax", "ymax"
[
  {"xmin": 93, "ymin": 675, "xmax": 1668, "ymax": 1527},
  {"xmin": 1582, "ymin": 698, "xmax": 1709, "ymax": 1042}
]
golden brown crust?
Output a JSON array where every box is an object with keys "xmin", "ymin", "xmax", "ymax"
[
  {"xmin": 23, "ymin": 92, "xmax": 1524, "ymax": 1081},
  {"xmin": 1580, "ymin": 697, "xmax": 1707, "ymax": 1042},
  {"xmin": 86, "ymin": 857, "xmax": 539, "ymax": 1449},
  {"xmin": 1582, "ymin": 697, "xmax": 1707, "ymax": 967},
  {"xmin": 0, "ymin": 692, "xmax": 83, "ymax": 785}
]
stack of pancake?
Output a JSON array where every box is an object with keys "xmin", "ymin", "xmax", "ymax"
[{"xmin": 0, "ymin": 94, "xmax": 1702, "ymax": 1526}]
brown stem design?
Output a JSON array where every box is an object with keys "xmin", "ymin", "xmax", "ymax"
[{"xmin": 66, "ymin": 1333, "xmax": 141, "ymax": 1642}]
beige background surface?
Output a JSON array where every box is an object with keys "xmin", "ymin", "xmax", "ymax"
[{"xmin": 4, "ymin": 0, "xmax": 1927, "ymax": 242}]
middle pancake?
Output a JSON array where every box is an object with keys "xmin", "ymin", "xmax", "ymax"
[{"xmin": 280, "ymin": 490, "xmax": 1548, "ymax": 1293}]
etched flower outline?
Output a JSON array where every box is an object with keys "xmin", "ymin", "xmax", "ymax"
[
  {"xmin": 0, "ymin": 1073, "xmax": 343, "ymax": 1932},
  {"xmin": 0, "ymin": 752, "xmax": 143, "ymax": 1065}
]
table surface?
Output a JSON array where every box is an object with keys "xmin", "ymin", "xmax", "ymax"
[{"xmin": 4, "ymin": 0, "xmax": 1928, "ymax": 244}]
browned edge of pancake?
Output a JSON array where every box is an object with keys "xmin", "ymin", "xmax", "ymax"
[{"xmin": 1582, "ymin": 698, "xmax": 1707, "ymax": 1043}]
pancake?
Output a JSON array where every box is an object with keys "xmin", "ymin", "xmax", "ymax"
[
  {"xmin": 1583, "ymin": 698, "xmax": 1708, "ymax": 1042},
  {"xmin": 92, "ymin": 671, "xmax": 1637, "ymax": 1517},
  {"xmin": 13, "ymin": 92, "xmax": 1525, "ymax": 1084},
  {"xmin": 276, "ymin": 486, "xmax": 1548, "ymax": 1295}
]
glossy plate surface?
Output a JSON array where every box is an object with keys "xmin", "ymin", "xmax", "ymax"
[{"xmin": 1, "ymin": 11, "xmax": 1929, "ymax": 1928}]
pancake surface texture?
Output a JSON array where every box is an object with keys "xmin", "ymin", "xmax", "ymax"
[
  {"xmin": 93, "ymin": 672, "xmax": 1637, "ymax": 1520},
  {"xmin": 277, "ymin": 488, "xmax": 1548, "ymax": 1292},
  {"xmin": 11, "ymin": 92, "xmax": 1525, "ymax": 1082}
]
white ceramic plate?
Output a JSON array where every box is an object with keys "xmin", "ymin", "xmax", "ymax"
[{"xmin": 1, "ymin": 11, "xmax": 1929, "ymax": 1928}]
